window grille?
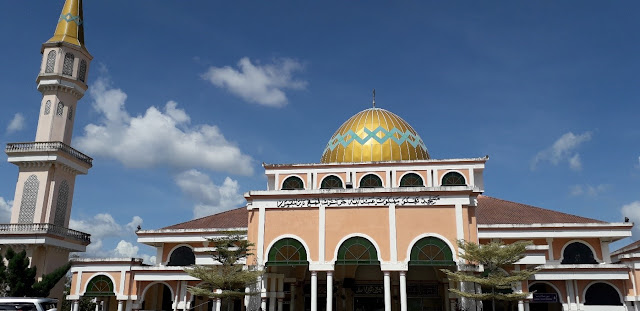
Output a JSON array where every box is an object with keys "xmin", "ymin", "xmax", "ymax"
[
  {"xmin": 399, "ymin": 173, "xmax": 424, "ymax": 187},
  {"xmin": 267, "ymin": 238, "xmax": 308, "ymax": 266},
  {"xmin": 44, "ymin": 100, "xmax": 51, "ymax": 115},
  {"xmin": 56, "ymin": 102, "xmax": 64, "ymax": 116},
  {"xmin": 359, "ymin": 174, "xmax": 382, "ymax": 188},
  {"xmin": 45, "ymin": 50, "xmax": 56, "ymax": 73},
  {"xmin": 18, "ymin": 175, "xmax": 39, "ymax": 224},
  {"xmin": 336, "ymin": 237, "xmax": 379, "ymax": 265},
  {"xmin": 320, "ymin": 175, "xmax": 343, "ymax": 189},
  {"xmin": 68, "ymin": 107, "xmax": 73, "ymax": 120},
  {"xmin": 441, "ymin": 172, "xmax": 466, "ymax": 186},
  {"xmin": 78, "ymin": 59, "xmax": 87, "ymax": 82},
  {"xmin": 282, "ymin": 176, "xmax": 304, "ymax": 190},
  {"xmin": 62, "ymin": 53, "xmax": 74, "ymax": 76},
  {"xmin": 54, "ymin": 180, "xmax": 69, "ymax": 227},
  {"xmin": 85, "ymin": 275, "xmax": 115, "ymax": 297},
  {"xmin": 409, "ymin": 237, "xmax": 455, "ymax": 266}
]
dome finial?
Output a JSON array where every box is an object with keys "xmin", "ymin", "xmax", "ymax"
[
  {"xmin": 47, "ymin": 0, "xmax": 85, "ymax": 48},
  {"xmin": 372, "ymin": 89, "xmax": 376, "ymax": 108}
]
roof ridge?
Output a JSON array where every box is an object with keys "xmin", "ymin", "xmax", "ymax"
[
  {"xmin": 478, "ymin": 195, "xmax": 605, "ymax": 224},
  {"xmin": 161, "ymin": 206, "xmax": 246, "ymax": 229}
]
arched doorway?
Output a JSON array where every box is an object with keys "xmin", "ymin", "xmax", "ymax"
[
  {"xmin": 83, "ymin": 275, "xmax": 117, "ymax": 311},
  {"xmin": 407, "ymin": 236, "xmax": 456, "ymax": 311},
  {"xmin": 584, "ymin": 282, "xmax": 624, "ymax": 310},
  {"xmin": 142, "ymin": 283, "xmax": 173, "ymax": 311},
  {"xmin": 334, "ymin": 236, "xmax": 382, "ymax": 311},
  {"xmin": 529, "ymin": 283, "xmax": 562, "ymax": 311},
  {"xmin": 266, "ymin": 237, "xmax": 310, "ymax": 311}
]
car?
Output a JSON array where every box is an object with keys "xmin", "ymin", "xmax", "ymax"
[{"xmin": 0, "ymin": 298, "xmax": 57, "ymax": 311}]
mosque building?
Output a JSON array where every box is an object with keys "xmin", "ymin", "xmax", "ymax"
[{"xmin": 5, "ymin": 1, "xmax": 640, "ymax": 311}]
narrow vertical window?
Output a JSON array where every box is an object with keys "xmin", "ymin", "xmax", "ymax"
[
  {"xmin": 62, "ymin": 53, "xmax": 75, "ymax": 76},
  {"xmin": 56, "ymin": 102, "xmax": 64, "ymax": 116},
  {"xmin": 18, "ymin": 175, "xmax": 39, "ymax": 224},
  {"xmin": 45, "ymin": 50, "xmax": 56, "ymax": 73},
  {"xmin": 78, "ymin": 59, "xmax": 87, "ymax": 82},
  {"xmin": 54, "ymin": 180, "xmax": 69, "ymax": 227},
  {"xmin": 68, "ymin": 107, "xmax": 73, "ymax": 120},
  {"xmin": 44, "ymin": 100, "xmax": 51, "ymax": 115}
]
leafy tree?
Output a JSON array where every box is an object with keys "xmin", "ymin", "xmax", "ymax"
[
  {"xmin": 184, "ymin": 235, "xmax": 262, "ymax": 311},
  {"xmin": 441, "ymin": 240, "xmax": 538, "ymax": 311},
  {"xmin": 0, "ymin": 247, "xmax": 71, "ymax": 297}
]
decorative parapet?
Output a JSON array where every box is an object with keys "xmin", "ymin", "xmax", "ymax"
[
  {"xmin": 6, "ymin": 141, "xmax": 92, "ymax": 166},
  {"xmin": 0, "ymin": 223, "xmax": 91, "ymax": 243}
]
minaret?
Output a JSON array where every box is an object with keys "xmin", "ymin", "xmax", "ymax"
[{"xmin": 2, "ymin": 0, "xmax": 92, "ymax": 299}]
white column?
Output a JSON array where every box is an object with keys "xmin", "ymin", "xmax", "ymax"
[
  {"xmin": 517, "ymin": 300, "xmax": 524, "ymax": 311},
  {"xmin": 326, "ymin": 271, "xmax": 333, "ymax": 311},
  {"xmin": 573, "ymin": 280, "xmax": 580, "ymax": 309},
  {"xmin": 215, "ymin": 299, "xmax": 222, "ymax": 311},
  {"xmin": 117, "ymin": 301, "xmax": 123, "ymax": 311},
  {"xmin": 455, "ymin": 203, "xmax": 464, "ymax": 243},
  {"xmin": 399, "ymin": 271, "xmax": 407, "ymax": 311},
  {"xmin": 290, "ymin": 283, "xmax": 296, "ymax": 311},
  {"xmin": 311, "ymin": 271, "xmax": 318, "ymax": 311},
  {"xmin": 72, "ymin": 301, "xmax": 79, "ymax": 311},
  {"xmin": 383, "ymin": 271, "xmax": 391, "ymax": 311},
  {"xmin": 258, "ymin": 206, "xmax": 266, "ymax": 265},
  {"xmin": 261, "ymin": 298, "xmax": 267, "ymax": 311},
  {"xmin": 95, "ymin": 300, "xmax": 100, "ymax": 311},
  {"xmin": 277, "ymin": 299, "xmax": 283, "ymax": 311},
  {"xmin": 270, "ymin": 277, "xmax": 277, "ymax": 311}
]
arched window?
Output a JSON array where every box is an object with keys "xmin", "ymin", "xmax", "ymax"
[
  {"xmin": 320, "ymin": 175, "xmax": 343, "ymax": 189},
  {"xmin": 54, "ymin": 180, "xmax": 69, "ymax": 227},
  {"xmin": 62, "ymin": 53, "xmax": 75, "ymax": 76},
  {"xmin": 267, "ymin": 238, "xmax": 308, "ymax": 266},
  {"xmin": 359, "ymin": 174, "xmax": 382, "ymax": 188},
  {"xmin": 45, "ymin": 50, "xmax": 56, "ymax": 73},
  {"xmin": 78, "ymin": 59, "xmax": 87, "ymax": 82},
  {"xmin": 336, "ymin": 237, "xmax": 379, "ymax": 265},
  {"xmin": 442, "ymin": 172, "xmax": 466, "ymax": 186},
  {"xmin": 584, "ymin": 282, "xmax": 622, "ymax": 305},
  {"xmin": 18, "ymin": 175, "xmax": 39, "ymax": 224},
  {"xmin": 561, "ymin": 242, "xmax": 597, "ymax": 264},
  {"xmin": 399, "ymin": 173, "xmax": 424, "ymax": 187},
  {"xmin": 167, "ymin": 246, "xmax": 195, "ymax": 266},
  {"xmin": 409, "ymin": 237, "xmax": 455, "ymax": 266},
  {"xmin": 44, "ymin": 100, "xmax": 51, "ymax": 115},
  {"xmin": 56, "ymin": 102, "xmax": 64, "ymax": 116},
  {"xmin": 68, "ymin": 107, "xmax": 73, "ymax": 120},
  {"xmin": 85, "ymin": 275, "xmax": 115, "ymax": 297},
  {"xmin": 281, "ymin": 176, "xmax": 304, "ymax": 190}
]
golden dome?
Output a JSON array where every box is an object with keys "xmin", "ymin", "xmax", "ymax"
[{"xmin": 321, "ymin": 108, "xmax": 430, "ymax": 163}]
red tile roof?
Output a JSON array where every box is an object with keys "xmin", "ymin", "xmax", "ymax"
[
  {"xmin": 162, "ymin": 207, "xmax": 248, "ymax": 230},
  {"xmin": 476, "ymin": 195, "xmax": 604, "ymax": 225},
  {"xmin": 160, "ymin": 196, "xmax": 605, "ymax": 230}
]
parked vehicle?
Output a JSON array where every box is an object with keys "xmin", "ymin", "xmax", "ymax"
[{"xmin": 0, "ymin": 298, "xmax": 57, "ymax": 311}]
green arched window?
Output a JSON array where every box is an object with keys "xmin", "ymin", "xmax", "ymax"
[
  {"xmin": 399, "ymin": 173, "xmax": 424, "ymax": 187},
  {"xmin": 282, "ymin": 176, "xmax": 304, "ymax": 190},
  {"xmin": 337, "ymin": 237, "xmax": 379, "ymax": 265},
  {"xmin": 441, "ymin": 172, "xmax": 466, "ymax": 186},
  {"xmin": 320, "ymin": 175, "xmax": 343, "ymax": 189},
  {"xmin": 85, "ymin": 275, "xmax": 115, "ymax": 296},
  {"xmin": 359, "ymin": 174, "xmax": 383, "ymax": 188},
  {"xmin": 267, "ymin": 238, "xmax": 308, "ymax": 266},
  {"xmin": 409, "ymin": 237, "xmax": 455, "ymax": 266}
]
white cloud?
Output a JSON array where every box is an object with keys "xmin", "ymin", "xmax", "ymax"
[
  {"xmin": 622, "ymin": 201, "xmax": 640, "ymax": 238},
  {"xmin": 0, "ymin": 197, "xmax": 12, "ymax": 223},
  {"xmin": 7, "ymin": 113, "xmax": 25, "ymax": 133},
  {"xmin": 69, "ymin": 213, "xmax": 154, "ymax": 264},
  {"xmin": 202, "ymin": 57, "xmax": 307, "ymax": 107},
  {"xmin": 75, "ymin": 76, "xmax": 254, "ymax": 176},
  {"xmin": 569, "ymin": 184, "xmax": 608, "ymax": 197},
  {"xmin": 175, "ymin": 169, "xmax": 245, "ymax": 218},
  {"xmin": 531, "ymin": 132, "xmax": 592, "ymax": 171}
]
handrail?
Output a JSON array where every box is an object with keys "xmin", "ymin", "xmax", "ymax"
[
  {"xmin": 0, "ymin": 223, "xmax": 91, "ymax": 242},
  {"xmin": 6, "ymin": 141, "xmax": 92, "ymax": 166}
]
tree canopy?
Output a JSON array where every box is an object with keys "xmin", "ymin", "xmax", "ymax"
[{"xmin": 0, "ymin": 247, "xmax": 71, "ymax": 297}]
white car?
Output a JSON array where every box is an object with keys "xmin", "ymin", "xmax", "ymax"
[{"xmin": 0, "ymin": 298, "xmax": 57, "ymax": 311}]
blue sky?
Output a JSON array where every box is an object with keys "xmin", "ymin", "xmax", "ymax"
[{"xmin": 1, "ymin": 1, "xmax": 640, "ymax": 261}]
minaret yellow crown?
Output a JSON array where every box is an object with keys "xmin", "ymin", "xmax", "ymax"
[{"xmin": 47, "ymin": 0, "xmax": 85, "ymax": 48}]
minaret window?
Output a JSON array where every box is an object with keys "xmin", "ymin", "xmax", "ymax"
[
  {"xmin": 44, "ymin": 100, "xmax": 51, "ymax": 115},
  {"xmin": 54, "ymin": 180, "xmax": 69, "ymax": 227},
  {"xmin": 78, "ymin": 60, "xmax": 87, "ymax": 82},
  {"xmin": 359, "ymin": 174, "xmax": 383, "ymax": 188},
  {"xmin": 45, "ymin": 50, "xmax": 56, "ymax": 73},
  {"xmin": 18, "ymin": 175, "xmax": 39, "ymax": 224},
  {"xmin": 56, "ymin": 102, "xmax": 64, "ymax": 116},
  {"xmin": 399, "ymin": 173, "xmax": 424, "ymax": 187},
  {"xmin": 68, "ymin": 107, "xmax": 73, "ymax": 120},
  {"xmin": 62, "ymin": 53, "xmax": 75, "ymax": 76}
]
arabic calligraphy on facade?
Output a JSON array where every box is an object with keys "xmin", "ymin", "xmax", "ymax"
[{"xmin": 276, "ymin": 196, "xmax": 440, "ymax": 208}]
